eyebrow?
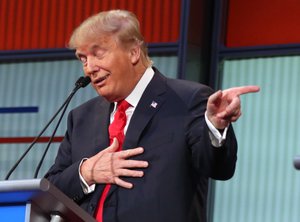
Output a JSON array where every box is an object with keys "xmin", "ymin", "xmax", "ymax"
[
  {"xmin": 91, "ymin": 45, "xmax": 107, "ymax": 53},
  {"xmin": 75, "ymin": 44, "xmax": 106, "ymax": 56}
]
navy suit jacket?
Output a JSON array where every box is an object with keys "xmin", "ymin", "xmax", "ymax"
[{"xmin": 45, "ymin": 69, "xmax": 237, "ymax": 222}]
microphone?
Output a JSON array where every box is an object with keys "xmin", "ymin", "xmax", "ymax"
[
  {"xmin": 5, "ymin": 76, "xmax": 91, "ymax": 180},
  {"xmin": 294, "ymin": 155, "xmax": 300, "ymax": 170},
  {"xmin": 75, "ymin": 76, "xmax": 92, "ymax": 88}
]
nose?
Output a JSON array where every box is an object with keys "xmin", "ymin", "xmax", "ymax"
[{"xmin": 86, "ymin": 56, "xmax": 100, "ymax": 76}]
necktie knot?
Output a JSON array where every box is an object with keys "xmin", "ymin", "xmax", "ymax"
[
  {"xmin": 117, "ymin": 100, "xmax": 130, "ymax": 112},
  {"xmin": 108, "ymin": 100, "xmax": 130, "ymax": 149}
]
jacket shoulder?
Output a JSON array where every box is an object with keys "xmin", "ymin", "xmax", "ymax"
[{"xmin": 72, "ymin": 96, "xmax": 108, "ymax": 114}]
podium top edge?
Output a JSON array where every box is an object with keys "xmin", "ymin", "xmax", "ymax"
[{"xmin": 0, "ymin": 178, "xmax": 50, "ymax": 192}]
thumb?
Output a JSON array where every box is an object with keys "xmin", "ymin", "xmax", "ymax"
[
  {"xmin": 106, "ymin": 137, "xmax": 119, "ymax": 153},
  {"xmin": 95, "ymin": 138, "xmax": 119, "ymax": 158},
  {"xmin": 208, "ymin": 90, "xmax": 222, "ymax": 105}
]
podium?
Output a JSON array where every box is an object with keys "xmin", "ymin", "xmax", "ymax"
[{"xmin": 0, "ymin": 178, "xmax": 96, "ymax": 222}]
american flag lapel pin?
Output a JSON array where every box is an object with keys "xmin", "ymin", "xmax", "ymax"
[{"xmin": 150, "ymin": 101, "xmax": 158, "ymax": 108}]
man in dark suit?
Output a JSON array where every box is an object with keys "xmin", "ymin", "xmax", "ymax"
[{"xmin": 45, "ymin": 9, "xmax": 259, "ymax": 222}]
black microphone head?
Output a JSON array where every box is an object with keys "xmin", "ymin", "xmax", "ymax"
[{"xmin": 75, "ymin": 76, "xmax": 91, "ymax": 88}]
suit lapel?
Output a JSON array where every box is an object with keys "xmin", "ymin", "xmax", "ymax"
[
  {"xmin": 107, "ymin": 71, "xmax": 168, "ymax": 197},
  {"xmin": 92, "ymin": 98, "xmax": 112, "ymax": 153},
  {"xmin": 124, "ymin": 71, "xmax": 167, "ymax": 149}
]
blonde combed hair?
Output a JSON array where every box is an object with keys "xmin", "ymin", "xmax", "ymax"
[{"xmin": 69, "ymin": 10, "xmax": 152, "ymax": 66}]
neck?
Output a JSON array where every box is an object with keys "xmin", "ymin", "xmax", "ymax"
[{"xmin": 133, "ymin": 61, "xmax": 148, "ymax": 86}]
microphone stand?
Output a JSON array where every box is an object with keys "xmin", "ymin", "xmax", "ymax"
[
  {"xmin": 33, "ymin": 92, "xmax": 73, "ymax": 178},
  {"xmin": 5, "ymin": 76, "xmax": 91, "ymax": 180}
]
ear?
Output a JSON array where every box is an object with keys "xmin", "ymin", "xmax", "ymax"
[{"xmin": 129, "ymin": 45, "xmax": 141, "ymax": 65}]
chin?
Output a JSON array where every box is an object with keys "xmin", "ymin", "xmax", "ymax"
[{"xmin": 97, "ymin": 91, "xmax": 112, "ymax": 101}]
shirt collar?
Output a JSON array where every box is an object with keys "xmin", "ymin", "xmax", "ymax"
[{"xmin": 125, "ymin": 67, "xmax": 154, "ymax": 107}]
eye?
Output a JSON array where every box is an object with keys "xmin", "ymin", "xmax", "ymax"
[
  {"xmin": 78, "ymin": 55, "xmax": 87, "ymax": 64},
  {"xmin": 95, "ymin": 49, "xmax": 106, "ymax": 59}
]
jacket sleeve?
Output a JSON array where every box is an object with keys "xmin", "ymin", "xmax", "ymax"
[
  {"xmin": 185, "ymin": 85, "xmax": 238, "ymax": 180},
  {"xmin": 44, "ymin": 110, "xmax": 86, "ymax": 203}
]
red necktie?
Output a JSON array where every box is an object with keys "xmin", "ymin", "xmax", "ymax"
[{"xmin": 95, "ymin": 100, "xmax": 130, "ymax": 222}]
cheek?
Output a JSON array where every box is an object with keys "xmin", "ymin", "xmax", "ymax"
[{"xmin": 82, "ymin": 66, "xmax": 89, "ymax": 75}]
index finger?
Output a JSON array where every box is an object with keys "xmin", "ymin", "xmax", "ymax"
[
  {"xmin": 225, "ymin": 85, "xmax": 260, "ymax": 96},
  {"xmin": 120, "ymin": 147, "xmax": 144, "ymax": 159}
]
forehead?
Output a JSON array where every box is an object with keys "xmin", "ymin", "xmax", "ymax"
[{"xmin": 75, "ymin": 35, "xmax": 117, "ymax": 54}]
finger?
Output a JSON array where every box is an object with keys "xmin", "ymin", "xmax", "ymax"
[
  {"xmin": 111, "ymin": 159, "xmax": 148, "ymax": 172},
  {"xmin": 120, "ymin": 160, "xmax": 149, "ymax": 168},
  {"xmin": 230, "ymin": 110, "xmax": 242, "ymax": 122},
  {"xmin": 225, "ymin": 85, "xmax": 260, "ymax": 96},
  {"xmin": 207, "ymin": 90, "xmax": 222, "ymax": 104},
  {"xmin": 214, "ymin": 118, "xmax": 230, "ymax": 129},
  {"xmin": 218, "ymin": 108, "xmax": 242, "ymax": 125},
  {"xmin": 119, "ymin": 147, "xmax": 145, "ymax": 159},
  {"xmin": 225, "ymin": 96, "xmax": 240, "ymax": 115},
  {"xmin": 114, "ymin": 177, "xmax": 133, "ymax": 189},
  {"xmin": 217, "ymin": 97, "xmax": 240, "ymax": 118},
  {"xmin": 116, "ymin": 168, "xmax": 145, "ymax": 177}
]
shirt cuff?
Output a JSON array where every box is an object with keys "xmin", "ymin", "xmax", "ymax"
[
  {"xmin": 79, "ymin": 158, "xmax": 96, "ymax": 194},
  {"xmin": 204, "ymin": 111, "xmax": 228, "ymax": 147}
]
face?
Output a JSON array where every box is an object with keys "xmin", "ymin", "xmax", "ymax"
[{"xmin": 75, "ymin": 35, "xmax": 141, "ymax": 102}]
